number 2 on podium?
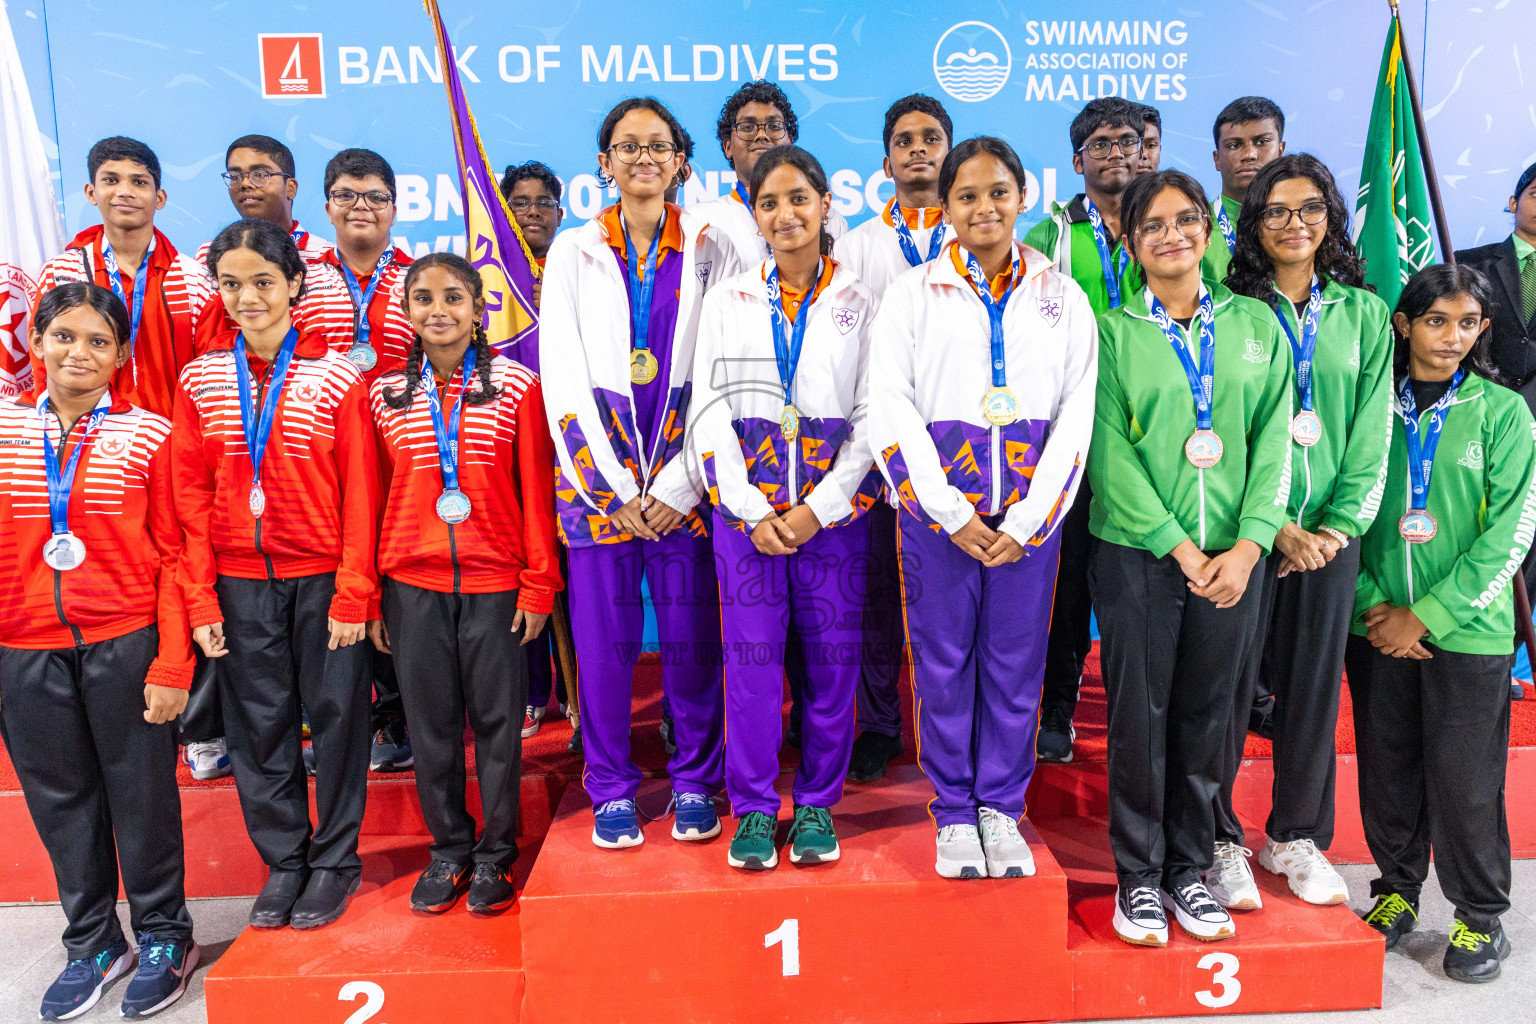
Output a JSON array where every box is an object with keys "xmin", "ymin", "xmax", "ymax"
[
  {"xmin": 339, "ymin": 980, "xmax": 385, "ymax": 1024},
  {"xmin": 764, "ymin": 919, "xmax": 800, "ymax": 977}
]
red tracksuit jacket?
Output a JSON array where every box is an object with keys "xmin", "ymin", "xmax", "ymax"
[
  {"xmin": 370, "ymin": 353, "xmax": 562, "ymax": 610},
  {"xmin": 0, "ymin": 386, "xmax": 193, "ymax": 688},
  {"xmin": 172, "ymin": 325, "xmax": 380, "ymax": 626},
  {"xmin": 294, "ymin": 246, "xmax": 417, "ymax": 386}
]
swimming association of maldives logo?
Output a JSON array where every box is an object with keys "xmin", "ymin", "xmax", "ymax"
[
  {"xmin": 933, "ymin": 22, "xmax": 1011, "ymax": 103},
  {"xmin": 258, "ymin": 34, "xmax": 326, "ymax": 99}
]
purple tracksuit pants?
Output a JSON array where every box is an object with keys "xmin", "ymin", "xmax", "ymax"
[
  {"xmin": 714, "ymin": 513, "xmax": 870, "ymax": 817},
  {"xmin": 566, "ymin": 529, "xmax": 724, "ymax": 806},
  {"xmin": 898, "ymin": 511, "xmax": 1061, "ymax": 827}
]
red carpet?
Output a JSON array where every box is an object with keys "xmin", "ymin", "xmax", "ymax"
[{"xmin": 2, "ymin": 644, "xmax": 1533, "ymax": 792}]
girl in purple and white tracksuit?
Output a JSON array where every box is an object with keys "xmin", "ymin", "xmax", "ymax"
[
  {"xmin": 867, "ymin": 137, "xmax": 1098, "ymax": 880},
  {"xmin": 690, "ymin": 145, "xmax": 882, "ymax": 872}
]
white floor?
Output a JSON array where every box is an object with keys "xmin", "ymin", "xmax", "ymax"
[{"xmin": 0, "ymin": 862, "xmax": 1530, "ymax": 1023}]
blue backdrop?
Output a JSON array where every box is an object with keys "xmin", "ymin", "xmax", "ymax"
[{"xmin": 9, "ymin": 0, "xmax": 1532, "ymax": 258}]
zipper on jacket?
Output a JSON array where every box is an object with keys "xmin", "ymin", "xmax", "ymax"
[
  {"xmin": 1197, "ymin": 468, "xmax": 1208, "ymax": 549},
  {"xmin": 1298, "ymin": 446, "xmax": 1313, "ymax": 525},
  {"xmin": 989, "ymin": 424, "xmax": 1002, "ymax": 514},
  {"xmin": 449, "ymin": 523, "xmax": 462, "ymax": 594},
  {"xmin": 251, "ymin": 363, "xmax": 277, "ymax": 580},
  {"xmin": 46, "ymin": 415, "xmax": 86, "ymax": 646}
]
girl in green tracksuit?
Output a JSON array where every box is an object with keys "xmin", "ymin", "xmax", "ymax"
[
  {"xmin": 1345, "ymin": 264, "xmax": 1536, "ymax": 984},
  {"xmin": 1088, "ymin": 169, "xmax": 1293, "ymax": 948},
  {"xmin": 1207, "ymin": 154, "xmax": 1395, "ymax": 914}
]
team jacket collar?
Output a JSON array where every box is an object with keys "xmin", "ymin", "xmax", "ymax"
[
  {"xmin": 319, "ymin": 245, "xmax": 413, "ymax": 273},
  {"xmin": 726, "ymin": 256, "xmax": 857, "ymax": 304},
  {"xmin": 1117, "ymin": 277, "xmax": 1238, "ymax": 323},
  {"xmin": 205, "ymin": 324, "xmax": 331, "ymax": 360},
  {"xmin": 925, "ymin": 239, "xmax": 1052, "ymax": 292},
  {"xmin": 1393, "ymin": 370, "xmax": 1488, "ymax": 417},
  {"xmin": 67, "ymin": 224, "xmax": 180, "ymax": 272},
  {"xmin": 1272, "ymin": 276, "xmax": 1350, "ymax": 311},
  {"xmin": 18, "ymin": 382, "xmax": 133, "ymax": 414}
]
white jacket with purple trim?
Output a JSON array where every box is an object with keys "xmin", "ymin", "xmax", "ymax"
[{"xmin": 865, "ymin": 240, "xmax": 1099, "ymax": 549}]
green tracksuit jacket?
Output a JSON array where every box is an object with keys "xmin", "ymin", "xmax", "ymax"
[
  {"xmin": 1271, "ymin": 279, "xmax": 1395, "ymax": 535},
  {"xmin": 1201, "ymin": 194, "xmax": 1242, "ymax": 284},
  {"xmin": 1351, "ymin": 372, "xmax": 1536, "ymax": 656},
  {"xmin": 1024, "ymin": 194, "xmax": 1138, "ymax": 318},
  {"xmin": 1089, "ymin": 280, "xmax": 1294, "ymax": 557}
]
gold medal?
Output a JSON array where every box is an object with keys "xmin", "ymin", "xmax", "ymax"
[
  {"xmin": 780, "ymin": 403, "xmax": 801, "ymax": 442},
  {"xmin": 630, "ymin": 348, "xmax": 659, "ymax": 385},
  {"xmin": 981, "ymin": 386, "xmax": 1020, "ymax": 427}
]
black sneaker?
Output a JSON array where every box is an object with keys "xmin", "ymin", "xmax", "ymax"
[
  {"xmin": 1112, "ymin": 885, "xmax": 1168, "ymax": 947},
  {"xmin": 370, "ymin": 722, "xmax": 413, "ymax": 772},
  {"xmin": 1444, "ymin": 919, "xmax": 1512, "ymax": 983},
  {"xmin": 1162, "ymin": 880, "xmax": 1235, "ymax": 941},
  {"xmin": 411, "ymin": 860, "xmax": 473, "ymax": 913},
  {"xmin": 784, "ymin": 718, "xmax": 802, "ymax": 749},
  {"xmin": 1512, "ymin": 677, "xmax": 1526, "ymax": 701},
  {"xmin": 1361, "ymin": 892, "xmax": 1419, "ymax": 950},
  {"xmin": 1036, "ymin": 706, "xmax": 1075, "ymax": 763},
  {"xmin": 467, "ymin": 863, "xmax": 517, "ymax": 915},
  {"xmin": 846, "ymin": 731, "xmax": 902, "ymax": 783},
  {"xmin": 660, "ymin": 710, "xmax": 677, "ymax": 755},
  {"xmin": 567, "ymin": 723, "xmax": 583, "ymax": 755}
]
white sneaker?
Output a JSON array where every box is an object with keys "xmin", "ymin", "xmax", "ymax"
[
  {"xmin": 977, "ymin": 807, "xmax": 1036, "ymax": 878},
  {"xmin": 1203, "ymin": 841, "xmax": 1262, "ymax": 910},
  {"xmin": 1162, "ymin": 880, "xmax": 1236, "ymax": 941},
  {"xmin": 935, "ymin": 823, "xmax": 987, "ymax": 879},
  {"xmin": 1259, "ymin": 838, "xmax": 1349, "ymax": 905},
  {"xmin": 520, "ymin": 705, "xmax": 546, "ymax": 739},
  {"xmin": 184, "ymin": 738, "xmax": 231, "ymax": 780}
]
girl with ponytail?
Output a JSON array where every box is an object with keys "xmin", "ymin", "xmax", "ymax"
[{"xmin": 369, "ymin": 253, "xmax": 562, "ymax": 914}]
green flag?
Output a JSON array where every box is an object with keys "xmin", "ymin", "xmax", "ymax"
[{"xmin": 1353, "ymin": 18, "xmax": 1436, "ymax": 310}]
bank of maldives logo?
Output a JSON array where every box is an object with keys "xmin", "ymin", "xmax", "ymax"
[
  {"xmin": 258, "ymin": 34, "xmax": 325, "ymax": 99},
  {"xmin": 933, "ymin": 22, "xmax": 1011, "ymax": 103}
]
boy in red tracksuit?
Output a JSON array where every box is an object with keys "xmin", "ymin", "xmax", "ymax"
[
  {"xmin": 1, "ymin": 283, "xmax": 199, "ymax": 1019},
  {"xmin": 369, "ymin": 253, "xmax": 561, "ymax": 916},
  {"xmin": 173, "ymin": 219, "xmax": 379, "ymax": 932}
]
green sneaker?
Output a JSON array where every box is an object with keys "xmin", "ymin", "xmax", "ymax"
[
  {"xmin": 1361, "ymin": 892, "xmax": 1419, "ymax": 951},
  {"xmin": 787, "ymin": 805, "xmax": 840, "ymax": 865},
  {"xmin": 727, "ymin": 812, "xmax": 779, "ymax": 871}
]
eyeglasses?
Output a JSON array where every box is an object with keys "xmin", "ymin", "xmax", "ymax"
[
  {"xmin": 1078, "ymin": 134, "xmax": 1142, "ymax": 158},
  {"xmin": 1260, "ymin": 201, "xmax": 1329, "ymax": 231},
  {"xmin": 1135, "ymin": 210, "xmax": 1208, "ymax": 244},
  {"xmin": 732, "ymin": 119, "xmax": 789, "ymax": 141},
  {"xmin": 508, "ymin": 197, "xmax": 560, "ymax": 213},
  {"xmin": 328, "ymin": 189, "xmax": 394, "ymax": 210},
  {"xmin": 607, "ymin": 141, "xmax": 678, "ymax": 164},
  {"xmin": 221, "ymin": 169, "xmax": 291, "ymax": 188}
]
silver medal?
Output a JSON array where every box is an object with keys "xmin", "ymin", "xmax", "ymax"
[
  {"xmin": 43, "ymin": 532, "xmax": 87, "ymax": 572},
  {"xmin": 249, "ymin": 481, "xmax": 266, "ymax": 517},
  {"xmin": 436, "ymin": 488, "xmax": 472, "ymax": 524}
]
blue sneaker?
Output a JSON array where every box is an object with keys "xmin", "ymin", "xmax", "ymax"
[
  {"xmin": 591, "ymin": 798, "xmax": 643, "ymax": 849},
  {"xmin": 119, "ymin": 934, "xmax": 199, "ymax": 1019},
  {"xmin": 40, "ymin": 938, "xmax": 134, "ymax": 1020},
  {"xmin": 671, "ymin": 791, "xmax": 721, "ymax": 841}
]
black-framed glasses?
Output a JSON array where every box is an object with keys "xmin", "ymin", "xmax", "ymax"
[
  {"xmin": 328, "ymin": 189, "xmax": 394, "ymax": 210},
  {"xmin": 1135, "ymin": 210, "xmax": 1208, "ymax": 244},
  {"xmin": 1078, "ymin": 134, "xmax": 1142, "ymax": 158},
  {"xmin": 607, "ymin": 141, "xmax": 678, "ymax": 164},
  {"xmin": 732, "ymin": 119, "xmax": 789, "ymax": 141},
  {"xmin": 221, "ymin": 169, "xmax": 291, "ymax": 188},
  {"xmin": 508, "ymin": 197, "xmax": 560, "ymax": 212},
  {"xmin": 1260, "ymin": 201, "xmax": 1329, "ymax": 230}
]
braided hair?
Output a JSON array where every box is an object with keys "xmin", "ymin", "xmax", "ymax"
[{"xmin": 384, "ymin": 252, "xmax": 502, "ymax": 411}]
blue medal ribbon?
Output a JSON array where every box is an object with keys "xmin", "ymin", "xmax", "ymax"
[
  {"xmin": 423, "ymin": 344, "xmax": 478, "ymax": 493},
  {"xmin": 101, "ymin": 238, "xmax": 152, "ymax": 355},
  {"xmin": 1149, "ymin": 287, "xmax": 1218, "ymax": 431},
  {"xmin": 1275, "ymin": 279, "xmax": 1323, "ymax": 413},
  {"xmin": 765, "ymin": 257, "xmax": 823, "ymax": 406},
  {"xmin": 891, "ymin": 201, "xmax": 945, "ymax": 268},
  {"xmin": 621, "ymin": 211, "xmax": 663, "ymax": 363},
  {"xmin": 38, "ymin": 393, "xmax": 111, "ymax": 538},
  {"xmin": 963, "ymin": 247, "xmax": 1021, "ymax": 389},
  {"xmin": 1084, "ymin": 197, "xmax": 1128, "ymax": 309},
  {"xmin": 234, "ymin": 328, "xmax": 299, "ymax": 495},
  {"xmin": 732, "ymin": 181, "xmax": 751, "ymax": 207},
  {"xmin": 1216, "ymin": 200, "xmax": 1237, "ymax": 254},
  {"xmin": 339, "ymin": 250, "xmax": 395, "ymax": 353},
  {"xmin": 1399, "ymin": 368, "xmax": 1465, "ymax": 512}
]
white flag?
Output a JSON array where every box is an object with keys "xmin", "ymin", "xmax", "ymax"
[{"xmin": 0, "ymin": 0, "xmax": 65, "ymax": 398}]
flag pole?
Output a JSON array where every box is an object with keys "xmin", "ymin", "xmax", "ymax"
[{"xmin": 1390, "ymin": 0, "xmax": 1536, "ymax": 683}]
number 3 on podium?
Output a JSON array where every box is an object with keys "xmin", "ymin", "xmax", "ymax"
[
  {"xmin": 1195, "ymin": 952, "xmax": 1241, "ymax": 1008},
  {"xmin": 764, "ymin": 919, "xmax": 800, "ymax": 977}
]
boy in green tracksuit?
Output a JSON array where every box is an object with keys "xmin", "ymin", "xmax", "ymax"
[
  {"xmin": 1206, "ymin": 154, "xmax": 1396, "ymax": 915},
  {"xmin": 1088, "ymin": 169, "xmax": 1292, "ymax": 948},
  {"xmin": 1346, "ymin": 265, "xmax": 1536, "ymax": 984},
  {"xmin": 1201, "ymin": 96, "xmax": 1286, "ymax": 284},
  {"xmin": 1021, "ymin": 97, "xmax": 1145, "ymax": 766}
]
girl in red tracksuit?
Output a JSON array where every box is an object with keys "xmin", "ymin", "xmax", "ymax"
[
  {"xmin": 0, "ymin": 283, "xmax": 198, "ymax": 1020},
  {"xmin": 172, "ymin": 218, "xmax": 379, "ymax": 933},
  {"xmin": 369, "ymin": 253, "xmax": 561, "ymax": 915}
]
